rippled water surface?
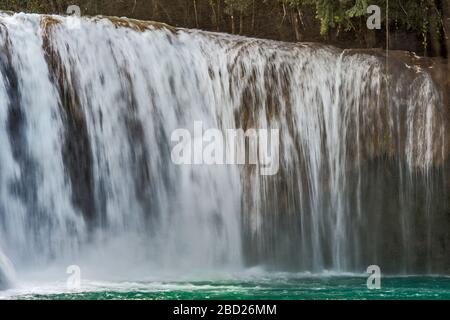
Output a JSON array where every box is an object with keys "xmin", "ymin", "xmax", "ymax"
[{"xmin": 2, "ymin": 274, "xmax": 450, "ymax": 300}]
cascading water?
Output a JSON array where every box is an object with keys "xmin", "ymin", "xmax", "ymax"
[
  {"xmin": 0, "ymin": 13, "xmax": 448, "ymax": 286},
  {"xmin": 0, "ymin": 245, "xmax": 15, "ymax": 289}
]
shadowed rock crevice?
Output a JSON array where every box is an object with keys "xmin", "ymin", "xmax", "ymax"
[{"xmin": 42, "ymin": 18, "xmax": 97, "ymax": 225}]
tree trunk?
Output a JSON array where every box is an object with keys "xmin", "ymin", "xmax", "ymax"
[
  {"xmin": 443, "ymin": 0, "xmax": 450, "ymax": 71},
  {"xmin": 230, "ymin": 10, "xmax": 235, "ymax": 34},
  {"xmin": 193, "ymin": 0, "xmax": 199, "ymax": 28},
  {"xmin": 239, "ymin": 12, "xmax": 244, "ymax": 35},
  {"xmin": 292, "ymin": 10, "xmax": 300, "ymax": 41},
  {"xmin": 210, "ymin": 0, "xmax": 218, "ymax": 31},
  {"xmin": 217, "ymin": 0, "xmax": 222, "ymax": 31},
  {"xmin": 251, "ymin": 0, "xmax": 255, "ymax": 33},
  {"xmin": 151, "ymin": 0, "xmax": 159, "ymax": 20}
]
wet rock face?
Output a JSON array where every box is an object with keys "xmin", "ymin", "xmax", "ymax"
[
  {"xmin": 381, "ymin": 50, "xmax": 450, "ymax": 121},
  {"xmin": 42, "ymin": 18, "xmax": 97, "ymax": 225},
  {"xmin": 233, "ymin": 43, "xmax": 450, "ymax": 273}
]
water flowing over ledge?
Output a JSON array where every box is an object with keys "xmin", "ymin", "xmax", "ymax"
[{"xmin": 0, "ymin": 13, "xmax": 449, "ymax": 283}]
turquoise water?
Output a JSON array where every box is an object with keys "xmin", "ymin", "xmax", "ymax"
[{"xmin": 8, "ymin": 276, "xmax": 450, "ymax": 300}]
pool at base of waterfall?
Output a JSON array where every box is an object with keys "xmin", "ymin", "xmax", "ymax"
[{"xmin": 2, "ymin": 274, "xmax": 449, "ymax": 300}]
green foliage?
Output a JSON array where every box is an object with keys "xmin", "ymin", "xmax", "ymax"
[
  {"xmin": 278, "ymin": 0, "xmax": 373, "ymax": 35},
  {"xmin": 278, "ymin": 0, "xmax": 443, "ymax": 47},
  {"xmin": 0, "ymin": 0, "xmax": 445, "ymax": 49},
  {"xmin": 224, "ymin": 0, "xmax": 253, "ymax": 15}
]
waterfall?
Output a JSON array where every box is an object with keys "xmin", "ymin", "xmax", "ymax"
[
  {"xmin": 0, "ymin": 246, "xmax": 15, "ymax": 289},
  {"xmin": 0, "ymin": 13, "xmax": 448, "ymax": 281}
]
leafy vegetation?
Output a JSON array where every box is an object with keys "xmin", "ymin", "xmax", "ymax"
[
  {"xmin": 0, "ymin": 0, "xmax": 447, "ymax": 54},
  {"xmin": 278, "ymin": 0, "xmax": 444, "ymax": 40}
]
